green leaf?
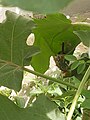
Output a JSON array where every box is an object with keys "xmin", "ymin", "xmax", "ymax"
[
  {"xmin": 73, "ymin": 23, "xmax": 90, "ymax": 31},
  {"xmin": 81, "ymin": 99, "xmax": 90, "ymax": 109},
  {"xmin": 74, "ymin": 30, "xmax": 90, "ymax": 47},
  {"xmin": 0, "ymin": 0, "xmax": 73, "ymax": 14},
  {"xmin": 15, "ymin": 96, "xmax": 26, "ymax": 108},
  {"xmin": 60, "ymin": 90, "xmax": 76, "ymax": 98},
  {"xmin": 82, "ymin": 90, "xmax": 90, "ymax": 99},
  {"xmin": 71, "ymin": 76, "xmax": 80, "ymax": 87},
  {"xmin": 71, "ymin": 61, "xmax": 80, "ymax": 70},
  {"xmin": 0, "ymin": 11, "xmax": 40, "ymax": 91},
  {"xmin": 0, "ymin": 94, "xmax": 65, "ymax": 120},
  {"xmin": 65, "ymin": 55, "xmax": 77, "ymax": 61},
  {"xmin": 31, "ymin": 13, "xmax": 80, "ymax": 73},
  {"xmin": 77, "ymin": 63, "xmax": 86, "ymax": 74},
  {"xmin": 31, "ymin": 30, "xmax": 53, "ymax": 73},
  {"xmin": 87, "ymin": 60, "xmax": 90, "ymax": 64}
]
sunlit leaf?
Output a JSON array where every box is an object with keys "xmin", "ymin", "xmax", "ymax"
[{"xmin": 31, "ymin": 13, "xmax": 80, "ymax": 73}]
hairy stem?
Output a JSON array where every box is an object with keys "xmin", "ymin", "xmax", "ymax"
[
  {"xmin": 67, "ymin": 66, "xmax": 90, "ymax": 120},
  {"xmin": 23, "ymin": 67, "xmax": 77, "ymax": 89}
]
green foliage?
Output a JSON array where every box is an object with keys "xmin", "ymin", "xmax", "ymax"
[
  {"xmin": 82, "ymin": 90, "xmax": 90, "ymax": 99},
  {"xmin": 74, "ymin": 30, "xmax": 90, "ymax": 47},
  {"xmin": 65, "ymin": 53, "xmax": 90, "ymax": 75},
  {"xmin": 82, "ymin": 90, "xmax": 90, "ymax": 109},
  {"xmin": 71, "ymin": 60, "xmax": 86, "ymax": 74},
  {"xmin": 0, "ymin": 87, "xmax": 11, "ymax": 97},
  {"xmin": 87, "ymin": 60, "xmax": 90, "ymax": 64},
  {"xmin": 71, "ymin": 61, "xmax": 80, "ymax": 70},
  {"xmin": 82, "ymin": 99, "xmax": 90, "ymax": 109},
  {"xmin": 73, "ymin": 23, "xmax": 90, "ymax": 31},
  {"xmin": 77, "ymin": 63, "xmax": 86, "ymax": 74},
  {"xmin": 0, "ymin": 94, "xmax": 65, "ymax": 120},
  {"xmin": 0, "ymin": 0, "xmax": 73, "ymax": 13},
  {"xmin": 65, "ymin": 55, "xmax": 77, "ymax": 61},
  {"xmin": 0, "ymin": 1, "xmax": 90, "ymax": 119},
  {"xmin": 0, "ymin": 11, "xmax": 40, "ymax": 91},
  {"xmin": 31, "ymin": 13, "xmax": 80, "ymax": 73}
]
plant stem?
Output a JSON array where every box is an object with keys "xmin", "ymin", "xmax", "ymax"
[
  {"xmin": 67, "ymin": 66, "xmax": 90, "ymax": 120},
  {"xmin": 23, "ymin": 67, "xmax": 77, "ymax": 89},
  {"xmin": 1, "ymin": 59, "xmax": 77, "ymax": 89}
]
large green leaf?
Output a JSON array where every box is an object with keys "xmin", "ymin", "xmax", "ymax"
[
  {"xmin": 31, "ymin": 13, "xmax": 80, "ymax": 73},
  {"xmin": 0, "ymin": 0, "xmax": 73, "ymax": 14},
  {"xmin": 0, "ymin": 11, "xmax": 40, "ymax": 91},
  {"xmin": 0, "ymin": 94, "xmax": 65, "ymax": 120}
]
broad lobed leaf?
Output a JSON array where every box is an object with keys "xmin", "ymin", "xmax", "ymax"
[
  {"xmin": 0, "ymin": 11, "xmax": 40, "ymax": 91},
  {"xmin": 31, "ymin": 13, "xmax": 80, "ymax": 73}
]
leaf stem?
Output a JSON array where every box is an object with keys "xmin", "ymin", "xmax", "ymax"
[
  {"xmin": 0, "ymin": 59, "xmax": 77, "ymax": 89},
  {"xmin": 67, "ymin": 65, "xmax": 90, "ymax": 120},
  {"xmin": 23, "ymin": 67, "xmax": 77, "ymax": 89}
]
